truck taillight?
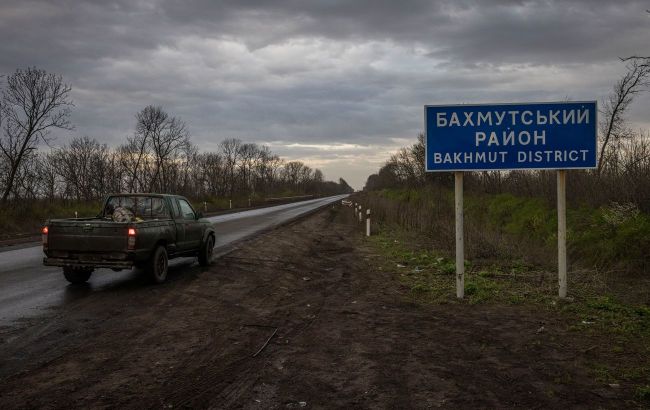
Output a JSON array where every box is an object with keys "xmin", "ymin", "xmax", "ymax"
[
  {"xmin": 127, "ymin": 228, "xmax": 136, "ymax": 250},
  {"xmin": 42, "ymin": 226, "xmax": 48, "ymax": 249}
]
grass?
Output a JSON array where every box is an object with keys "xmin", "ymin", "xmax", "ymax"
[
  {"xmin": 366, "ymin": 226, "xmax": 557, "ymax": 306},
  {"xmin": 363, "ymin": 223, "xmax": 650, "ymax": 401}
]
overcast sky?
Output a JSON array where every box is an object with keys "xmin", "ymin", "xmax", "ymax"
[{"xmin": 1, "ymin": 0, "xmax": 649, "ymax": 189}]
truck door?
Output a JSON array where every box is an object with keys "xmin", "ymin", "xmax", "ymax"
[
  {"xmin": 177, "ymin": 198, "xmax": 202, "ymax": 250},
  {"xmin": 171, "ymin": 198, "xmax": 188, "ymax": 251}
]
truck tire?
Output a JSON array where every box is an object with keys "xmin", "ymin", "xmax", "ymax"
[
  {"xmin": 63, "ymin": 267, "xmax": 93, "ymax": 284},
  {"xmin": 198, "ymin": 234, "xmax": 215, "ymax": 267},
  {"xmin": 147, "ymin": 245, "xmax": 169, "ymax": 283}
]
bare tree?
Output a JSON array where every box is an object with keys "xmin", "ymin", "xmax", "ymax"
[
  {"xmin": 220, "ymin": 138, "xmax": 242, "ymax": 197},
  {"xmin": 56, "ymin": 137, "xmax": 111, "ymax": 201},
  {"xmin": 0, "ymin": 67, "xmax": 73, "ymax": 202},
  {"xmin": 597, "ymin": 57, "xmax": 650, "ymax": 174},
  {"xmin": 134, "ymin": 106, "xmax": 190, "ymax": 192},
  {"xmin": 118, "ymin": 137, "xmax": 149, "ymax": 193}
]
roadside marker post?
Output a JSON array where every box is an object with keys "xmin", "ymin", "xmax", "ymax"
[
  {"xmin": 366, "ymin": 209, "xmax": 371, "ymax": 237},
  {"xmin": 204, "ymin": 201, "xmax": 207, "ymax": 212},
  {"xmin": 229, "ymin": 199, "xmax": 232, "ymax": 209},
  {"xmin": 425, "ymin": 101, "xmax": 597, "ymax": 299}
]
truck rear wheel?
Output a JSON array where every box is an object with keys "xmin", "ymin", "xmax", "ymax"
[
  {"xmin": 147, "ymin": 245, "xmax": 168, "ymax": 283},
  {"xmin": 198, "ymin": 235, "xmax": 215, "ymax": 267},
  {"xmin": 63, "ymin": 267, "xmax": 93, "ymax": 284}
]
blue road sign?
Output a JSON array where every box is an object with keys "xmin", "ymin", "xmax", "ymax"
[{"xmin": 425, "ymin": 101, "xmax": 597, "ymax": 171}]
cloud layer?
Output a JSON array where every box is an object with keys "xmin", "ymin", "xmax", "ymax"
[{"xmin": 1, "ymin": 0, "xmax": 648, "ymax": 188}]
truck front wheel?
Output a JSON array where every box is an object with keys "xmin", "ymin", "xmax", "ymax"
[
  {"xmin": 147, "ymin": 245, "xmax": 169, "ymax": 283},
  {"xmin": 63, "ymin": 267, "xmax": 93, "ymax": 284}
]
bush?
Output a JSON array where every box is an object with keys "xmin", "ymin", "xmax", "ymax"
[{"xmin": 357, "ymin": 188, "xmax": 650, "ymax": 274}]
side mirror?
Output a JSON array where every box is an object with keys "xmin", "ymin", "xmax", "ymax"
[{"xmin": 196, "ymin": 211, "xmax": 203, "ymax": 219}]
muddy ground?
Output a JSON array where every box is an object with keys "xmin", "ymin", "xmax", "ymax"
[{"xmin": 0, "ymin": 205, "xmax": 639, "ymax": 409}]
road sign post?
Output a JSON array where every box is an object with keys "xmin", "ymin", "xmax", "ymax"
[
  {"xmin": 557, "ymin": 170, "xmax": 567, "ymax": 298},
  {"xmin": 425, "ymin": 101, "xmax": 597, "ymax": 299},
  {"xmin": 455, "ymin": 172, "xmax": 464, "ymax": 298}
]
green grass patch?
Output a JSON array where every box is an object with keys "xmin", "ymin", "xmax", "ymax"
[
  {"xmin": 366, "ymin": 225, "xmax": 557, "ymax": 306},
  {"xmin": 364, "ymin": 223, "xmax": 650, "ymax": 401},
  {"xmin": 637, "ymin": 385, "xmax": 650, "ymax": 400}
]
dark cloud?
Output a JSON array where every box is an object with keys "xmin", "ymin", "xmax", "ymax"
[{"xmin": 0, "ymin": 0, "xmax": 648, "ymax": 188}]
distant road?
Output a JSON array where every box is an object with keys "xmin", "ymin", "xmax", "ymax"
[{"xmin": 0, "ymin": 194, "xmax": 348, "ymax": 325}]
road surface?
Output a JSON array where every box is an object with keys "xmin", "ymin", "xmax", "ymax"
[{"xmin": 0, "ymin": 195, "xmax": 347, "ymax": 325}]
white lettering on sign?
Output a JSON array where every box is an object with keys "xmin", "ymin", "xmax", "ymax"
[
  {"xmin": 577, "ymin": 109, "xmax": 589, "ymax": 124},
  {"xmin": 516, "ymin": 149, "xmax": 590, "ymax": 163},
  {"xmin": 463, "ymin": 112, "xmax": 474, "ymax": 126},
  {"xmin": 433, "ymin": 149, "xmax": 591, "ymax": 165},
  {"xmin": 436, "ymin": 108, "xmax": 590, "ymax": 128},
  {"xmin": 475, "ymin": 130, "xmax": 546, "ymax": 147},
  {"xmin": 433, "ymin": 151, "xmax": 508, "ymax": 164},
  {"xmin": 478, "ymin": 112, "xmax": 492, "ymax": 126},
  {"xmin": 437, "ymin": 112, "xmax": 447, "ymax": 127}
]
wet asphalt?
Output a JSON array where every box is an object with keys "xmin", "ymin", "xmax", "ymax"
[{"xmin": 0, "ymin": 195, "xmax": 347, "ymax": 326}]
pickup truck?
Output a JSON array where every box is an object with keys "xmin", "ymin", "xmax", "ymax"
[{"xmin": 42, "ymin": 193, "xmax": 216, "ymax": 284}]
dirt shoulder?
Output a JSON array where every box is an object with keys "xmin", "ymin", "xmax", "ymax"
[{"xmin": 0, "ymin": 205, "xmax": 644, "ymax": 408}]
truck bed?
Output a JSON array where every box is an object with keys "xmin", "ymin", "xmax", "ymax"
[{"xmin": 44, "ymin": 217, "xmax": 176, "ymax": 267}]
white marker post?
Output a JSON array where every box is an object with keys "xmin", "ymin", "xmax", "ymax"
[
  {"xmin": 557, "ymin": 170, "xmax": 567, "ymax": 298},
  {"xmin": 455, "ymin": 171, "xmax": 464, "ymax": 299},
  {"xmin": 366, "ymin": 209, "xmax": 371, "ymax": 236},
  {"xmin": 229, "ymin": 199, "xmax": 232, "ymax": 209}
]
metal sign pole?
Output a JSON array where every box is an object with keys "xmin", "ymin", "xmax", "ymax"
[
  {"xmin": 557, "ymin": 170, "xmax": 567, "ymax": 298},
  {"xmin": 455, "ymin": 171, "xmax": 464, "ymax": 299}
]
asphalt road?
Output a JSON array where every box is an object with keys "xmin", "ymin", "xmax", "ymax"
[{"xmin": 0, "ymin": 195, "xmax": 347, "ymax": 326}]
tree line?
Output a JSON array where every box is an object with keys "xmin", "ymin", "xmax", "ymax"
[
  {"xmin": 0, "ymin": 68, "xmax": 353, "ymax": 204},
  {"xmin": 364, "ymin": 57, "xmax": 650, "ymax": 213}
]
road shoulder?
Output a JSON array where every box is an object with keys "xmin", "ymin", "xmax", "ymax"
[{"xmin": 0, "ymin": 205, "xmax": 642, "ymax": 408}]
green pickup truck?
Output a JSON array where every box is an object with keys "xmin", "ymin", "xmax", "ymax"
[{"xmin": 42, "ymin": 193, "xmax": 216, "ymax": 284}]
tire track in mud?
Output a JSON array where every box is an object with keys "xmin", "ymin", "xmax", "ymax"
[{"xmin": 149, "ymin": 216, "xmax": 357, "ymax": 409}]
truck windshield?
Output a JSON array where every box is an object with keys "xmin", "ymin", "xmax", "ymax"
[{"xmin": 103, "ymin": 196, "xmax": 171, "ymax": 221}]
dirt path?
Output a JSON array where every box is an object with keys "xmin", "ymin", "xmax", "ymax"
[{"xmin": 0, "ymin": 205, "xmax": 636, "ymax": 408}]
